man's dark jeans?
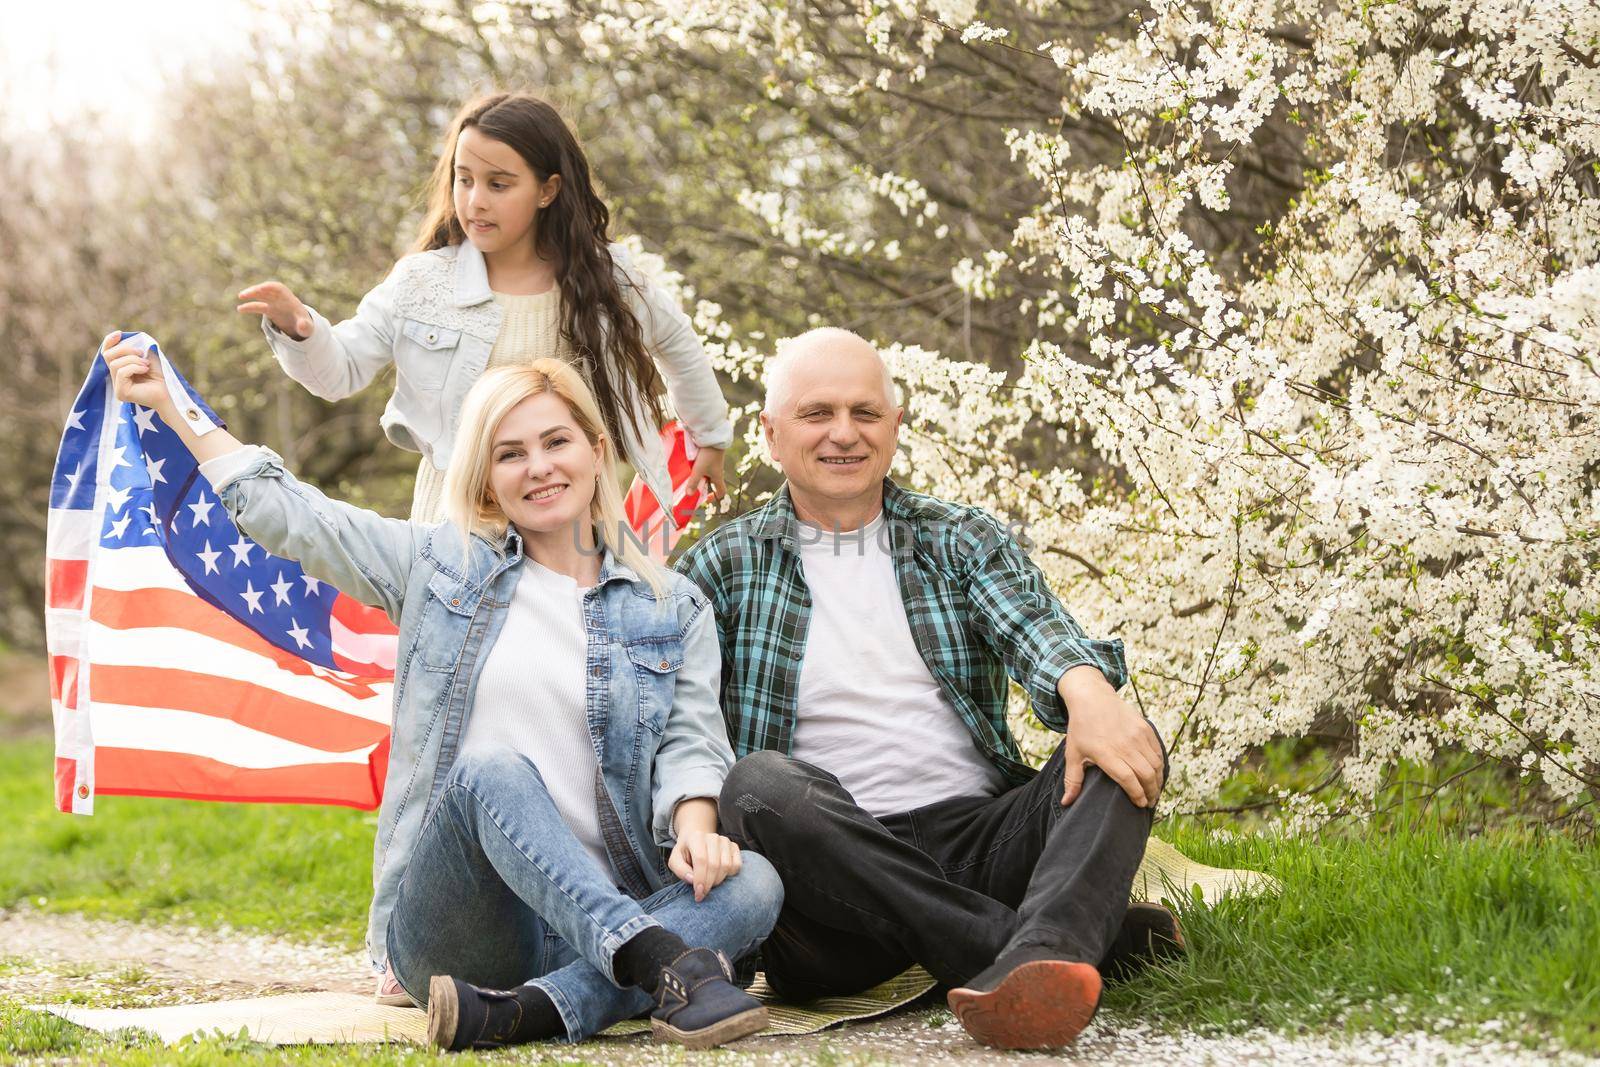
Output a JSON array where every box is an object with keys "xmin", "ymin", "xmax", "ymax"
[{"xmin": 718, "ymin": 736, "xmax": 1164, "ymax": 1001}]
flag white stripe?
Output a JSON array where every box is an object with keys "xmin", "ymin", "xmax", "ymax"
[
  {"xmin": 89, "ymin": 703, "xmax": 378, "ymax": 769},
  {"xmin": 52, "ymin": 701, "xmax": 86, "ymax": 754},
  {"xmin": 87, "ymin": 546, "xmax": 194, "ymax": 593},
  {"xmin": 47, "ymin": 508, "xmax": 97, "ymax": 560},
  {"xmin": 86, "ymin": 621, "xmax": 393, "ymax": 724},
  {"xmin": 44, "ymin": 609, "xmax": 85, "ymax": 656},
  {"xmin": 329, "ymin": 615, "xmax": 398, "ymax": 670}
]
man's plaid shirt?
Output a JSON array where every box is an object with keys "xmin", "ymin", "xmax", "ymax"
[{"xmin": 674, "ymin": 479, "xmax": 1128, "ymax": 786}]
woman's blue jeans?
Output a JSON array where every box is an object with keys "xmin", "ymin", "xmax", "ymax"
[{"xmin": 385, "ymin": 749, "xmax": 783, "ymax": 1041}]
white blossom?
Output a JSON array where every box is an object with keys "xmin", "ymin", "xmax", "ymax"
[{"xmin": 572, "ymin": 0, "xmax": 1600, "ymax": 816}]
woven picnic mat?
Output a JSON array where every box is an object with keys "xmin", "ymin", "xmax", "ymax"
[
  {"xmin": 39, "ymin": 967, "xmax": 937, "ymax": 1045},
  {"xmin": 1132, "ymin": 836, "xmax": 1281, "ymax": 905},
  {"xmin": 43, "ymin": 994, "xmax": 426, "ymax": 1045},
  {"xmin": 602, "ymin": 966, "xmax": 936, "ymax": 1038},
  {"xmin": 39, "ymin": 838, "xmax": 1276, "ymax": 1045}
]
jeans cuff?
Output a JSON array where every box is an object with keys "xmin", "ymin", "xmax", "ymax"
[
  {"xmin": 527, "ymin": 976, "xmax": 579, "ymax": 1043},
  {"xmin": 599, "ymin": 914, "xmax": 663, "ymax": 986}
]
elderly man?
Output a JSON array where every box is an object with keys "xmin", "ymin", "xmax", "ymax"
[{"xmin": 675, "ymin": 328, "xmax": 1180, "ymax": 1049}]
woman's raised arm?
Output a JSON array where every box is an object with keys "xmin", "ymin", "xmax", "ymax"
[{"xmin": 103, "ymin": 332, "xmax": 428, "ymax": 620}]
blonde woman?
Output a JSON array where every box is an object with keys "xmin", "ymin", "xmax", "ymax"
[{"xmin": 101, "ymin": 332, "xmax": 781, "ymax": 1052}]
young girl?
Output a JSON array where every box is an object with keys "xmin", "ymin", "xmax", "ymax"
[
  {"xmin": 237, "ymin": 91, "xmax": 732, "ymax": 526},
  {"xmin": 102, "ymin": 333, "xmax": 780, "ymax": 1051}
]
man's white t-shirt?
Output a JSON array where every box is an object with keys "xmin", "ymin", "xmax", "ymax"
[{"xmin": 791, "ymin": 513, "xmax": 1008, "ymax": 816}]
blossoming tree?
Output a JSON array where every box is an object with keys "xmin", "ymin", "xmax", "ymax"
[{"xmin": 399, "ymin": 0, "xmax": 1600, "ymax": 817}]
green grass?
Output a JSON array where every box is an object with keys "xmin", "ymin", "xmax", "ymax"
[
  {"xmin": 0, "ymin": 738, "xmax": 372, "ymax": 946},
  {"xmin": 2, "ymin": 736, "xmax": 1597, "ymax": 1060},
  {"xmin": 1105, "ymin": 821, "xmax": 1600, "ymax": 1051}
]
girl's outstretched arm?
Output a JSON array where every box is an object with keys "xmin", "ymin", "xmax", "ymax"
[
  {"xmin": 103, "ymin": 332, "xmax": 428, "ymax": 619},
  {"xmin": 236, "ymin": 265, "xmax": 402, "ymax": 402}
]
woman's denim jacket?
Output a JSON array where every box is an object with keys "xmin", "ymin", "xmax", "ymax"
[
  {"xmin": 260, "ymin": 240, "xmax": 734, "ymax": 523},
  {"xmin": 205, "ymin": 446, "xmax": 733, "ymax": 971}
]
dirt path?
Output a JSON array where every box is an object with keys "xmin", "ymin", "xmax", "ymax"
[
  {"xmin": 0, "ymin": 909, "xmax": 371, "ymax": 1002},
  {"xmin": 3, "ymin": 907, "xmax": 1594, "ymax": 1065}
]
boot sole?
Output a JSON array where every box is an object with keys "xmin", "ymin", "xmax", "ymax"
[
  {"xmin": 1103, "ymin": 902, "xmax": 1187, "ymax": 982},
  {"xmin": 947, "ymin": 959, "xmax": 1102, "ymax": 1049},
  {"xmin": 1128, "ymin": 901, "xmax": 1187, "ymax": 951},
  {"xmin": 426, "ymin": 975, "xmax": 460, "ymax": 1049},
  {"xmin": 651, "ymin": 1004, "xmax": 769, "ymax": 1050}
]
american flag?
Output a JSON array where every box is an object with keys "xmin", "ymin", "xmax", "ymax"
[
  {"xmin": 623, "ymin": 423, "xmax": 706, "ymax": 564},
  {"xmin": 46, "ymin": 335, "xmax": 398, "ymax": 814},
  {"xmin": 46, "ymin": 334, "xmax": 702, "ymax": 815}
]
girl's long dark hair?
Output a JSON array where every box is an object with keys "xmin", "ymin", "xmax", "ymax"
[{"xmin": 414, "ymin": 92, "xmax": 666, "ymax": 452}]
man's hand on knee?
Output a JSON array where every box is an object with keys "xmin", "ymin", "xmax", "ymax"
[{"xmin": 1057, "ymin": 665, "xmax": 1165, "ymax": 809}]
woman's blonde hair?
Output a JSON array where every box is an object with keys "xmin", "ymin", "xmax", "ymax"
[{"xmin": 441, "ymin": 360, "xmax": 667, "ymax": 597}]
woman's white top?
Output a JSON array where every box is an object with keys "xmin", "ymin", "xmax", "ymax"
[{"xmin": 459, "ymin": 556, "xmax": 608, "ymax": 874}]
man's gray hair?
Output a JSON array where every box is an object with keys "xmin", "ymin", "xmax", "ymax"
[{"xmin": 763, "ymin": 327, "xmax": 899, "ymax": 414}]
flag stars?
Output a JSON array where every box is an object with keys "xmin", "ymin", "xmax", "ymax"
[
  {"xmin": 107, "ymin": 446, "xmax": 131, "ymax": 473},
  {"xmin": 239, "ymin": 581, "xmax": 265, "ymax": 615},
  {"xmin": 104, "ymin": 485, "xmax": 132, "ymax": 513},
  {"xmin": 286, "ymin": 619, "xmax": 313, "ymax": 650},
  {"xmin": 146, "ymin": 457, "xmax": 167, "ymax": 485},
  {"xmin": 140, "ymin": 504, "xmax": 160, "ymax": 528},
  {"xmin": 229, "ymin": 536, "xmax": 255, "ymax": 567},
  {"xmin": 196, "ymin": 540, "xmax": 222, "ymax": 575},
  {"xmin": 107, "ymin": 514, "xmax": 132, "ymax": 540},
  {"xmin": 65, "ymin": 409, "xmax": 86, "ymax": 432},
  {"xmin": 132, "ymin": 406, "xmax": 159, "ymax": 436},
  {"xmin": 301, "ymin": 574, "xmax": 322, "ymax": 596},
  {"xmin": 188, "ymin": 494, "xmax": 215, "ymax": 527},
  {"xmin": 271, "ymin": 572, "xmax": 294, "ymax": 606}
]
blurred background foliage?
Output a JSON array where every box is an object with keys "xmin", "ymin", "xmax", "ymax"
[{"xmin": 11, "ymin": 2, "xmax": 1583, "ymax": 829}]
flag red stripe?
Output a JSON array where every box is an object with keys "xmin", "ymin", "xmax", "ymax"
[
  {"xmin": 624, "ymin": 479, "xmax": 659, "ymax": 525},
  {"xmin": 329, "ymin": 594, "xmax": 396, "ymax": 635},
  {"xmin": 93, "ymin": 742, "xmax": 387, "ymax": 810},
  {"xmin": 51, "ymin": 655, "xmax": 81, "ymax": 710},
  {"xmin": 89, "ymin": 586, "xmax": 389, "ymax": 695},
  {"xmin": 90, "ymin": 664, "xmax": 391, "ymax": 753},
  {"xmin": 55, "ymin": 757, "xmax": 77, "ymax": 813},
  {"xmin": 48, "ymin": 558, "xmax": 88, "ymax": 611}
]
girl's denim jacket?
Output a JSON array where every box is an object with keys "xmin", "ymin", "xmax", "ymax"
[
  {"xmin": 204, "ymin": 445, "xmax": 733, "ymax": 971},
  {"xmin": 260, "ymin": 240, "xmax": 734, "ymax": 522}
]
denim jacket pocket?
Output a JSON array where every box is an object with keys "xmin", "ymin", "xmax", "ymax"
[
  {"xmin": 397, "ymin": 318, "xmax": 461, "ymax": 391},
  {"xmin": 625, "ymin": 638, "xmax": 683, "ymax": 734},
  {"xmin": 419, "ymin": 570, "xmax": 479, "ymax": 673}
]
